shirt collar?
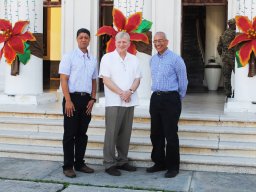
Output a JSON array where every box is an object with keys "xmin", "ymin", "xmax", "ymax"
[
  {"xmin": 157, "ymin": 48, "xmax": 170, "ymax": 58},
  {"xmin": 114, "ymin": 49, "xmax": 130, "ymax": 62},
  {"xmin": 76, "ymin": 48, "xmax": 91, "ymax": 59}
]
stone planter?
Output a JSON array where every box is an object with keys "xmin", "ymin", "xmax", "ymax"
[{"xmin": 205, "ymin": 62, "xmax": 222, "ymax": 91}]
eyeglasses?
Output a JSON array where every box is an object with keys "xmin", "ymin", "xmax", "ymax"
[{"xmin": 153, "ymin": 39, "xmax": 166, "ymax": 44}]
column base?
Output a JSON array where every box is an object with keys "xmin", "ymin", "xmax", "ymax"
[
  {"xmin": 0, "ymin": 92, "xmax": 57, "ymax": 105},
  {"xmin": 224, "ymin": 98, "xmax": 256, "ymax": 113}
]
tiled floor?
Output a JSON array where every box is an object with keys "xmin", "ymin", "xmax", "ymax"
[
  {"xmin": 1, "ymin": 91, "xmax": 255, "ymax": 122},
  {"xmin": 0, "ymin": 91, "xmax": 225, "ymax": 116}
]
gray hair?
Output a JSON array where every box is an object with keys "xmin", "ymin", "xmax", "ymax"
[
  {"xmin": 154, "ymin": 31, "xmax": 168, "ymax": 40},
  {"xmin": 115, "ymin": 31, "xmax": 130, "ymax": 41}
]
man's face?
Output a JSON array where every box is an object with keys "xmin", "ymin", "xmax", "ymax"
[
  {"xmin": 115, "ymin": 37, "xmax": 130, "ymax": 54},
  {"xmin": 153, "ymin": 34, "xmax": 168, "ymax": 54},
  {"xmin": 77, "ymin": 32, "xmax": 90, "ymax": 50}
]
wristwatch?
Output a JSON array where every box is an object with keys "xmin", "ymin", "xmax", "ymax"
[
  {"xmin": 129, "ymin": 89, "xmax": 134, "ymax": 94},
  {"xmin": 91, "ymin": 98, "xmax": 96, "ymax": 102}
]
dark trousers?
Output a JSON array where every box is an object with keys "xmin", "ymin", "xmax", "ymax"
[
  {"xmin": 62, "ymin": 94, "xmax": 91, "ymax": 170},
  {"xmin": 149, "ymin": 91, "xmax": 181, "ymax": 171}
]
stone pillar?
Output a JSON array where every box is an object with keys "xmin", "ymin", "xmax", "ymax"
[
  {"xmin": 152, "ymin": 0, "xmax": 182, "ymax": 54},
  {"xmin": 59, "ymin": 0, "xmax": 99, "ymax": 100},
  {"xmin": 225, "ymin": 0, "xmax": 256, "ymax": 112},
  {"xmin": 114, "ymin": 0, "xmax": 152, "ymax": 102},
  {"xmin": 0, "ymin": 0, "xmax": 43, "ymax": 95}
]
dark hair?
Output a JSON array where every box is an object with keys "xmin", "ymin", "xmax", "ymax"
[{"xmin": 77, "ymin": 28, "xmax": 90, "ymax": 37}]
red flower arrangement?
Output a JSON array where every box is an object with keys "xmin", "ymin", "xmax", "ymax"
[
  {"xmin": 0, "ymin": 19, "xmax": 35, "ymax": 64},
  {"xmin": 229, "ymin": 16, "xmax": 256, "ymax": 76},
  {"xmin": 96, "ymin": 8, "xmax": 152, "ymax": 55}
]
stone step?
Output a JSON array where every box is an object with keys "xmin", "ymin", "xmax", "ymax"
[
  {"xmin": 0, "ymin": 143, "xmax": 255, "ymax": 174},
  {"xmin": 1, "ymin": 117, "xmax": 256, "ymax": 143},
  {"xmin": 1, "ymin": 107, "xmax": 256, "ymax": 128},
  {"xmin": 1, "ymin": 115, "xmax": 256, "ymax": 133},
  {"xmin": 0, "ymin": 130, "xmax": 255, "ymax": 158}
]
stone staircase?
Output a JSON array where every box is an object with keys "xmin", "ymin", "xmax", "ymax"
[{"xmin": 0, "ymin": 107, "xmax": 256, "ymax": 174}]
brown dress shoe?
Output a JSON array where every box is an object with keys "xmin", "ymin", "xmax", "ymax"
[
  {"xmin": 117, "ymin": 163, "xmax": 137, "ymax": 172},
  {"xmin": 75, "ymin": 164, "xmax": 94, "ymax": 173},
  {"xmin": 63, "ymin": 169, "xmax": 76, "ymax": 178}
]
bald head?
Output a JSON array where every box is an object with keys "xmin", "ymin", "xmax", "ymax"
[{"xmin": 154, "ymin": 32, "xmax": 168, "ymax": 40}]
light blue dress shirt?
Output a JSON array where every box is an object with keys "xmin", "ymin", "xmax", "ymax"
[
  {"xmin": 150, "ymin": 49, "xmax": 188, "ymax": 99},
  {"xmin": 59, "ymin": 48, "xmax": 98, "ymax": 94}
]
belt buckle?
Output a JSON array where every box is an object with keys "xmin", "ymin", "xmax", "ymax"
[
  {"xmin": 156, "ymin": 91, "xmax": 161, "ymax": 96},
  {"xmin": 81, "ymin": 92, "xmax": 86, "ymax": 96}
]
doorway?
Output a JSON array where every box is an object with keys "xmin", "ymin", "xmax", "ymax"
[{"xmin": 181, "ymin": 0, "xmax": 227, "ymax": 92}]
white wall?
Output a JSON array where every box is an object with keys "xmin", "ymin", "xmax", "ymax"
[{"xmin": 205, "ymin": 6, "xmax": 225, "ymax": 65}]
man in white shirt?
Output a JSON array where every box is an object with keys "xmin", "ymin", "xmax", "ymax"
[
  {"xmin": 99, "ymin": 32, "xmax": 142, "ymax": 176},
  {"xmin": 59, "ymin": 28, "xmax": 98, "ymax": 178}
]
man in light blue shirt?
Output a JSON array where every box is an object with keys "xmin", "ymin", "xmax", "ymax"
[
  {"xmin": 146, "ymin": 31, "xmax": 188, "ymax": 178},
  {"xmin": 59, "ymin": 28, "xmax": 98, "ymax": 178}
]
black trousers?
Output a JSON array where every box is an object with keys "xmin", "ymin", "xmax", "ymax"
[
  {"xmin": 149, "ymin": 91, "xmax": 181, "ymax": 171},
  {"xmin": 62, "ymin": 94, "xmax": 91, "ymax": 170}
]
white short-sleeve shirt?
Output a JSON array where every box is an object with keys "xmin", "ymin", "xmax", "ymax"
[
  {"xmin": 59, "ymin": 48, "xmax": 98, "ymax": 94},
  {"xmin": 99, "ymin": 50, "xmax": 142, "ymax": 107}
]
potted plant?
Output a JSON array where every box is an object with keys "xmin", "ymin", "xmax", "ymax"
[{"xmin": 205, "ymin": 57, "xmax": 222, "ymax": 91}]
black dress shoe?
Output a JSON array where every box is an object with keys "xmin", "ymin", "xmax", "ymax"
[
  {"xmin": 105, "ymin": 166, "xmax": 121, "ymax": 176},
  {"xmin": 165, "ymin": 170, "xmax": 179, "ymax": 178},
  {"xmin": 117, "ymin": 163, "xmax": 137, "ymax": 172},
  {"xmin": 146, "ymin": 164, "xmax": 167, "ymax": 173}
]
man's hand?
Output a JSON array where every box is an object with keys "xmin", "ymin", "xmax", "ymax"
[
  {"xmin": 120, "ymin": 90, "xmax": 132, "ymax": 103},
  {"xmin": 65, "ymin": 100, "xmax": 75, "ymax": 117},
  {"xmin": 86, "ymin": 100, "xmax": 95, "ymax": 115}
]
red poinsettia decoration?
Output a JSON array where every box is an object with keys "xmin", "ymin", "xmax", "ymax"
[
  {"xmin": 229, "ymin": 16, "xmax": 256, "ymax": 67},
  {"xmin": 96, "ymin": 8, "xmax": 150, "ymax": 55},
  {"xmin": 0, "ymin": 19, "xmax": 36, "ymax": 64}
]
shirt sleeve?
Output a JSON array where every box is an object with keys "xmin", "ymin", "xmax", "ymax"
[
  {"xmin": 175, "ymin": 57, "xmax": 188, "ymax": 99},
  {"xmin": 99, "ymin": 54, "xmax": 111, "ymax": 78},
  {"xmin": 92, "ymin": 58, "xmax": 98, "ymax": 79},
  {"xmin": 135, "ymin": 57, "xmax": 142, "ymax": 79},
  {"xmin": 58, "ymin": 54, "xmax": 71, "ymax": 76}
]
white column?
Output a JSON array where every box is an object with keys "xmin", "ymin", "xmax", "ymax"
[
  {"xmin": 0, "ymin": 0, "xmax": 56, "ymax": 104},
  {"xmin": 152, "ymin": 0, "xmax": 182, "ymax": 54},
  {"xmin": 59, "ymin": 0, "xmax": 99, "ymax": 99},
  {"xmin": 225, "ymin": 0, "xmax": 256, "ymax": 112},
  {"xmin": 1, "ymin": 0, "xmax": 43, "ymax": 95},
  {"xmin": 61, "ymin": 0, "xmax": 99, "ymax": 55}
]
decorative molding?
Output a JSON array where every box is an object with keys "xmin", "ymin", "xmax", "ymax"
[{"xmin": 182, "ymin": 0, "xmax": 227, "ymax": 5}]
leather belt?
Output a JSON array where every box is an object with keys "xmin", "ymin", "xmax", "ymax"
[
  {"xmin": 154, "ymin": 91, "xmax": 177, "ymax": 96},
  {"xmin": 71, "ymin": 92, "xmax": 90, "ymax": 96}
]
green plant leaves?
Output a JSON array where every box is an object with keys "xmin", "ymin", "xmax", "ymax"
[
  {"xmin": 17, "ymin": 42, "xmax": 31, "ymax": 65},
  {"xmin": 134, "ymin": 19, "xmax": 152, "ymax": 33},
  {"xmin": 236, "ymin": 51, "xmax": 243, "ymax": 68}
]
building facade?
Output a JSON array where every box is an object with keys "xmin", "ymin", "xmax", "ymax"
[{"xmin": 0, "ymin": 0, "xmax": 256, "ymax": 112}]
